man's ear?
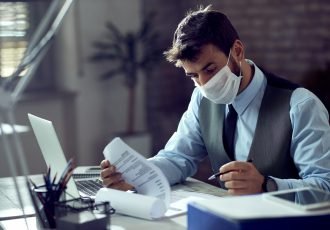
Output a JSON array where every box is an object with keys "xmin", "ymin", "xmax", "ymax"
[{"xmin": 232, "ymin": 39, "xmax": 245, "ymax": 62}]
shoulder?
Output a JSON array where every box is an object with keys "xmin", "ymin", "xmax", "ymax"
[
  {"xmin": 261, "ymin": 68, "xmax": 299, "ymax": 90},
  {"xmin": 260, "ymin": 67, "xmax": 329, "ymax": 119},
  {"xmin": 291, "ymin": 88, "xmax": 326, "ymax": 110},
  {"xmin": 291, "ymin": 87, "xmax": 329, "ymax": 120}
]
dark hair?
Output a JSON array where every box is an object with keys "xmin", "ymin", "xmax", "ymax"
[{"xmin": 164, "ymin": 5, "xmax": 240, "ymax": 67}]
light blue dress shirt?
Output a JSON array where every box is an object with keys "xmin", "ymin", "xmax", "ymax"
[{"xmin": 149, "ymin": 60, "xmax": 330, "ymax": 192}]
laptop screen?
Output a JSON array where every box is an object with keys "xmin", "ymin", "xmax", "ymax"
[{"xmin": 28, "ymin": 113, "xmax": 80, "ymax": 199}]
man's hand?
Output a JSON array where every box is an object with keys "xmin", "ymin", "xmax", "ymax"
[
  {"xmin": 219, "ymin": 161, "xmax": 264, "ymax": 195},
  {"xmin": 100, "ymin": 160, "xmax": 134, "ymax": 191}
]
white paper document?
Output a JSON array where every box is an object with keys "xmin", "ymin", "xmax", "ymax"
[
  {"xmin": 95, "ymin": 187, "xmax": 222, "ymax": 219},
  {"xmin": 97, "ymin": 137, "xmax": 171, "ymax": 219},
  {"xmin": 165, "ymin": 190, "xmax": 224, "ymax": 217},
  {"xmin": 95, "ymin": 188, "xmax": 167, "ymax": 220}
]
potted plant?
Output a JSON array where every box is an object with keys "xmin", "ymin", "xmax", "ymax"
[{"xmin": 90, "ymin": 14, "xmax": 160, "ymax": 156}]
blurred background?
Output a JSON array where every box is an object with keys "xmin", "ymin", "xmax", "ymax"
[{"xmin": 0, "ymin": 0, "xmax": 329, "ymax": 178}]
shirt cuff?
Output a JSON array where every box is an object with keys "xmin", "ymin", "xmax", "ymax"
[{"xmin": 271, "ymin": 177, "xmax": 290, "ymax": 190}]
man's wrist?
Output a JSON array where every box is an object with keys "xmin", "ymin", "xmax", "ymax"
[{"xmin": 262, "ymin": 175, "xmax": 278, "ymax": 192}]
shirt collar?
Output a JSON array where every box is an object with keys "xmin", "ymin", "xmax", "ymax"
[{"xmin": 232, "ymin": 59, "xmax": 265, "ymax": 115}]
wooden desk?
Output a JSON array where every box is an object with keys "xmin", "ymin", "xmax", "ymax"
[{"xmin": 0, "ymin": 175, "xmax": 227, "ymax": 229}]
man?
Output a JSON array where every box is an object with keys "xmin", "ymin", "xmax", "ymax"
[{"xmin": 100, "ymin": 6, "xmax": 330, "ymax": 195}]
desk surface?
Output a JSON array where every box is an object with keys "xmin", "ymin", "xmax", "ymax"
[{"xmin": 0, "ymin": 174, "xmax": 228, "ymax": 230}]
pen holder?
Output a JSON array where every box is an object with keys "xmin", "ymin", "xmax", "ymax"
[{"xmin": 30, "ymin": 185, "xmax": 66, "ymax": 229}]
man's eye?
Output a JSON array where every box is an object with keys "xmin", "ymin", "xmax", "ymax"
[{"xmin": 205, "ymin": 68, "xmax": 216, "ymax": 74}]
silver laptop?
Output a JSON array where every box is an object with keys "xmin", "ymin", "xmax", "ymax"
[{"xmin": 28, "ymin": 113, "xmax": 102, "ymax": 200}]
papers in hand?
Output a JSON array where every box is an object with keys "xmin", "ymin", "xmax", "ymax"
[{"xmin": 95, "ymin": 137, "xmax": 171, "ymax": 220}]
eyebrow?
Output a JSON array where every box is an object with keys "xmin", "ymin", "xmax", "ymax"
[{"xmin": 185, "ymin": 62, "xmax": 214, "ymax": 77}]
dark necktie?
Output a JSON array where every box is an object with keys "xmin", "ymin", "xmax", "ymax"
[{"xmin": 223, "ymin": 104, "xmax": 238, "ymax": 160}]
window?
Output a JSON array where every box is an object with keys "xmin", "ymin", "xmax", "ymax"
[
  {"xmin": 0, "ymin": 2, "xmax": 29, "ymax": 78},
  {"xmin": 0, "ymin": 1, "xmax": 55, "ymax": 92}
]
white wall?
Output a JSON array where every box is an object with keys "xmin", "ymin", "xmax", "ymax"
[
  {"xmin": 1, "ymin": 0, "xmax": 146, "ymax": 177},
  {"xmin": 70, "ymin": 0, "xmax": 146, "ymax": 165},
  {"xmin": 70, "ymin": 0, "xmax": 143, "ymax": 164}
]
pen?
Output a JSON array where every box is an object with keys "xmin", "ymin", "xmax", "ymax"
[
  {"xmin": 55, "ymin": 158, "xmax": 73, "ymax": 193},
  {"xmin": 58, "ymin": 158, "xmax": 73, "ymax": 185},
  {"xmin": 207, "ymin": 171, "xmax": 226, "ymax": 180},
  {"xmin": 208, "ymin": 159, "xmax": 253, "ymax": 180},
  {"xmin": 52, "ymin": 172, "xmax": 57, "ymax": 185}
]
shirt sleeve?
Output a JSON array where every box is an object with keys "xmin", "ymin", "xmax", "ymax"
[
  {"xmin": 273, "ymin": 88, "xmax": 330, "ymax": 191},
  {"xmin": 148, "ymin": 88, "xmax": 208, "ymax": 185}
]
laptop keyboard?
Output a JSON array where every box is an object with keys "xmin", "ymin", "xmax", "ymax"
[{"xmin": 75, "ymin": 179, "xmax": 103, "ymax": 197}]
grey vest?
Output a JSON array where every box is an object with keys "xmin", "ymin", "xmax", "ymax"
[{"xmin": 199, "ymin": 71, "xmax": 300, "ymax": 187}]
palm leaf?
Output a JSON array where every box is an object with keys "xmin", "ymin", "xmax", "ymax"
[
  {"xmin": 105, "ymin": 21, "xmax": 124, "ymax": 42},
  {"xmin": 100, "ymin": 67, "xmax": 125, "ymax": 81},
  {"xmin": 89, "ymin": 53, "xmax": 123, "ymax": 62}
]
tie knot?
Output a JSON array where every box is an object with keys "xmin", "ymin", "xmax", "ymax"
[{"xmin": 228, "ymin": 104, "xmax": 237, "ymax": 115}]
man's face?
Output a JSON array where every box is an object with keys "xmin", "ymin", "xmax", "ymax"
[{"xmin": 182, "ymin": 44, "xmax": 239, "ymax": 86}]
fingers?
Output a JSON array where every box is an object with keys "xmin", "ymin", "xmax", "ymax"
[
  {"xmin": 100, "ymin": 164, "xmax": 120, "ymax": 186},
  {"xmin": 100, "ymin": 159, "xmax": 120, "ymax": 186},
  {"xmin": 101, "ymin": 172, "xmax": 135, "ymax": 191},
  {"xmin": 220, "ymin": 170, "xmax": 246, "ymax": 181},
  {"xmin": 220, "ymin": 161, "xmax": 252, "ymax": 174},
  {"xmin": 111, "ymin": 181, "xmax": 135, "ymax": 191},
  {"xmin": 100, "ymin": 160, "xmax": 117, "ymax": 181},
  {"xmin": 102, "ymin": 176, "xmax": 122, "ymax": 188},
  {"xmin": 219, "ymin": 161, "xmax": 264, "ymax": 195},
  {"xmin": 99, "ymin": 160, "xmax": 135, "ymax": 191},
  {"xmin": 223, "ymin": 177, "xmax": 256, "ymax": 195},
  {"xmin": 219, "ymin": 161, "xmax": 253, "ymax": 181},
  {"xmin": 221, "ymin": 170, "xmax": 249, "ymax": 195},
  {"xmin": 100, "ymin": 159, "xmax": 110, "ymax": 169},
  {"xmin": 100, "ymin": 164, "xmax": 116, "ymax": 179}
]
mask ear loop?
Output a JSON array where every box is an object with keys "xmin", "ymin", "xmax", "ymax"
[
  {"xmin": 226, "ymin": 49, "xmax": 232, "ymax": 66},
  {"xmin": 192, "ymin": 78, "xmax": 199, "ymax": 87},
  {"xmin": 228, "ymin": 49, "xmax": 242, "ymax": 77}
]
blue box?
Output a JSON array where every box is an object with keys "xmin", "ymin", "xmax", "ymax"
[{"xmin": 187, "ymin": 203, "xmax": 330, "ymax": 230}]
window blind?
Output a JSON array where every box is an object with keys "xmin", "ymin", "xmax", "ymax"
[{"xmin": 0, "ymin": 2, "xmax": 29, "ymax": 78}]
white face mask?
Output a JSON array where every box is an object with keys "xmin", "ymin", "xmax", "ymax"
[{"xmin": 195, "ymin": 50, "xmax": 242, "ymax": 104}]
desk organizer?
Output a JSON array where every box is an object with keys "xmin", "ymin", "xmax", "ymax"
[
  {"xmin": 29, "ymin": 185, "xmax": 113, "ymax": 229},
  {"xmin": 29, "ymin": 181, "xmax": 114, "ymax": 229}
]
